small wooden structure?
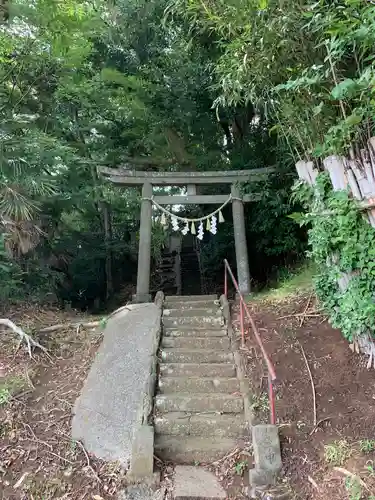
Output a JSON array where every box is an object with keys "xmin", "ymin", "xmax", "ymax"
[{"xmin": 100, "ymin": 166, "xmax": 274, "ymax": 302}]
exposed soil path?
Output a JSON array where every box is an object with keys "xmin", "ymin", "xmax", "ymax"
[
  {"xmin": 0, "ymin": 305, "xmax": 125, "ymax": 499},
  {"xmin": 238, "ymin": 294, "xmax": 375, "ymax": 499}
]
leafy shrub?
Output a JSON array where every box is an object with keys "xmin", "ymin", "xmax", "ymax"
[{"xmin": 292, "ymin": 174, "xmax": 375, "ymax": 341}]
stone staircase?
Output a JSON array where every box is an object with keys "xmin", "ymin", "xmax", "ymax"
[{"xmin": 154, "ymin": 294, "xmax": 247, "ymax": 463}]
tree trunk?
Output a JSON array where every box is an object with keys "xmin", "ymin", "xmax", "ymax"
[{"xmin": 101, "ymin": 201, "xmax": 113, "ymax": 300}]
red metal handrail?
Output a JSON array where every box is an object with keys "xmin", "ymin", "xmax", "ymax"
[{"xmin": 224, "ymin": 259, "xmax": 277, "ymax": 425}]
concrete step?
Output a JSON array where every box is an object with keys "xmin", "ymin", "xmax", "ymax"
[
  {"xmin": 163, "ymin": 327, "xmax": 227, "ymax": 338},
  {"xmin": 158, "ymin": 376, "xmax": 239, "ymax": 394},
  {"xmin": 155, "ymin": 393, "xmax": 243, "ymax": 413},
  {"xmin": 164, "ymin": 301, "xmax": 218, "ymax": 309},
  {"xmin": 163, "ymin": 316, "xmax": 223, "ymax": 328},
  {"xmin": 166, "ymin": 295, "xmax": 217, "ymax": 302},
  {"xmin": 154, "ymin": 436, "xmax": 237, "ymax": 464},
  {"xmin": 160, "ymin": 363, "xmax": 236, "ymax": 378},
  {"xmin": 163, "ymin": 308, "xmax": 220, "ymax": 318},
  {"xmin": 161, "ymin": 336, "xmax": 230, "ymax": 350},
  {"xmin": 160, "ymin": 349, "xmax": 233, "ymax": 364},
  {"xmin": 154, "ymin": 412, "xmax": 247, "ymax": 438}
]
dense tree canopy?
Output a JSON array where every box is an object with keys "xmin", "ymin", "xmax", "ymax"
[{"xmin": 10, "ymin": 0, "xmax": 373, "ymax": 307}]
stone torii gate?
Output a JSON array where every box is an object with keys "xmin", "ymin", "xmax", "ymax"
[{"xmin": 100, "ymin": 167, "xmax": 273, "ymax": 302}]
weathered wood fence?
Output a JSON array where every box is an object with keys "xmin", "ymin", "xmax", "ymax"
[{"xmin": 296, "ymin": 137, "xmax": 375, "ymax": 367}]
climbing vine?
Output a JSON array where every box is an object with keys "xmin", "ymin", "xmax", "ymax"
[{"xmin": 292, "ymin": 174, "xmax": 375, "ymax": 341}]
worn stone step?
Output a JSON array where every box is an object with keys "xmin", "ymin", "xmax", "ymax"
[
  {"xmin": 163, "ymin": 316, "xmax": 223, "ymax": 328},
  {"xmin": 163, "ymin": 308, "xmax": 220, "ymax": 318},
  {"xmin": 160, "ymin": 349, "xmax": 233, "ymax": 364},
  {"xmin": 158, "ymin": 376, "xmax": 239, "ymax": 394},
  {"xmin": 155, "ymin": 393, "xmax": 243, "ymax": 413},
  {"xmin": 161, "ymin": 336, "xmax": 230, "ymax": 350},
  {"xmin": 154, "ymin": 436, "xmax": 238, "ymax": 464},
  {"xmin": 164, "ymin": 327, "xmax": 227, "ymax": 338},
  {"xmin": 164, "ymin": 301, "xmax": 218, "ymax": 310},
  {"xmin": 154, "ymin": 412, "xmax": 247, "ymax": 438},
  {"xmin": 160, "ymin": 363, "xmax": 236, "ymax": 378},
  {"xmin": 166, "ymin": 295, "xmax": 217, "ymax": 302}
]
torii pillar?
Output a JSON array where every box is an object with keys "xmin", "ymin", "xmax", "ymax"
[
  {"xmin": 134, "ymin": 182, "xmax": 153, "ymax": 303},
  {"xmin": 231, "ymin": 184, "xmax": 251, "ymax": 295}
]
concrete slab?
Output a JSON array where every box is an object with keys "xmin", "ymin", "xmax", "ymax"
[
  {"xmin": 118, "ymin": 485, "xmax": 166, "ymax": 500},
  {"xmin": 72, "ymin": 303, "xmax": 161, "ymax": 467},
  {"xmin": 155, "ymin": 436, "xmax": 237, "ymax": 463},
  {"xmin": 129, "ymin": 425, "xmax": 154, "ymax": 479},
  {"xmin": 173, "ymin": 466, "xmax": 226, "ymax": 500},
  {"xmin": 161, "ymin": 337, "xmax": 230, "ymax": 350},
  {"xmin": 163, "ymin": 328, "xmax": 227, "ymax": 338},
  {"xmin": 158, "ymin": 376, "xmax": 239, "ymax": 394},
  {"xmin": 163, "ymin": 308, "xmax": 220, "ymax": 317},
  {"xmin": 154, "ymin": 412, "xmax": 247, "ymax": 438},
  {"xmin": 159, "ymin": 363, "xmax": 236, "ymax": 378},
  {"xmin": 166, "ymin": 295, "xmax": 217, "ymax": 302},
  {"xmin": 163, "ymin": 317, "xmax": 223, "ymax": 328},
  {"xmin": 160, "ymin": 349, "xmax": 233, "ymax": 364},
  {"xmin": 155, "ymin": 393, "xmax": 243, "ymax": 413}
]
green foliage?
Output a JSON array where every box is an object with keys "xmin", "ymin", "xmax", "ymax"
[
  {"xmin": 293, "ymin": 174, "xmax": 375, "ymax": 341},
  {"xmin": 324, "ymin": 439, "xmax": 352, "ymax": 466},
  {"xmin": 254, "ymin": 261, "xmax": 315, "ymax": 301},
  {"xmin": 359, "ymin": 440, "xmax": 375, "ymax": 454},
  {"xmin": 234, "ymin": 460, "xmax": 248, "ymax": 476},
  {"xmin": 0, "ymin": 235, "xmax": 23, "ymax": 301},
  {"xmin": 344, "ymin": 476, "xmax": 362, "ymax": 500},
  {"xmin": 0, "ymin": 375, "xmax": 27, "ymax": 406},
  {"xmin": 169, "ymin": 0, "xmax": 375, "ymax": 158},
  {"xmin": 0, "ymin": 388, "xmax": 10, "ymax": 406},
  {"xmin": 0, "ymin": 0, "xmax": 307, "ymax": 307}
]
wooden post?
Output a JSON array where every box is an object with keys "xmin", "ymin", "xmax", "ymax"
[{"xmin": 134, "ymin": 182, "xmax": 153, "ymax": 303}]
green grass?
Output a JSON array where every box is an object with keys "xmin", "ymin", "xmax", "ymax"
[
  {"xmin": 324, "ymin": 439, "xmax": 352, "ymax": 466},
  {"xmin": 0, "ymin": 375, "xmax": 28, "ymax": 406},
  {"xmin": 252, "ymin": 261, "xmax": 315, "ymax": 302},
  {"xmin": 359, "ymin": 439, "xmax": 375, "ymax": 454}
]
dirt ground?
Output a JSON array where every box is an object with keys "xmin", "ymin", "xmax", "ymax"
[
  {"xmin": 0, "ymin": 304, "xmax": 126, "ymax": 499},
  {"xmin": 240, "ymin": 294, "xmax": 375, "ymax": 500},
  {"xmin": 2, "ymin": 297, "xmax": 375, "ymax": 500}
]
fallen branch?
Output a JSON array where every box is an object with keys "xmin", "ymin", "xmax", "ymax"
[
  {"xmin": 39, "ymin": 321, "xmax": 100, "ymax": 333},
  {"xmin": 277, "ymin": 312, "xmax": 321, "ymax": 320},
  {"xmin": 300, "ymin": 293, "xmax": 313, "ymax": 327},
  {"xmin": 0, "ymin": 319, "xmax": 50, "ymax": 358},
  {"xmin": 333, "ymin": 467, "xmax": 370, "ymax": 492},
  {"xmin": 307, "ymin": 475, "xmax": 320, "ymax": 492},
  {"xmin": 298, "ymin": 341, "xmax": 317, "ymax": 426},
  {"xmin": 210, "ymin": 447, "xmax": 241, "ymax": 465},
  {"xmin": 76, "ymin": 439, "xmax": 101, "ymax": 483},
  {"xmin": 309, "ymin": 416, "xmax": 332, "ymax": 435}
]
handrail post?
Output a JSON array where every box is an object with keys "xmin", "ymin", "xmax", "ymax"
[
  {"xmin": 223, "ymin": 258, "xmax": 278, "ymax": 424},
  {"xmin": 240, "ymin": 300, "xmax": 245, "ymax": 348},
  {"xmin": 269, "ymin": 374, "xmax": 276, "ymax": 425},
  {"xmin": 224, "ymin": 266, "xmax": 228, "ymax": 298}
]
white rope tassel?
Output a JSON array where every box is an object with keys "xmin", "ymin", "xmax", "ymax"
[
  {"xmin": 210, "ymin": 215, "xmax": 217, "ymax": 235},
  {"xmin": 181, "ymin": 220, "xmax": 189, "ymax": 235},
  {"xmin": 171, "ymin": 216, "xmax": 179, "ymax": 231},
  {"xmin": 197, "ymin": 221, "xmax": 204, "ymax": 240}
]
